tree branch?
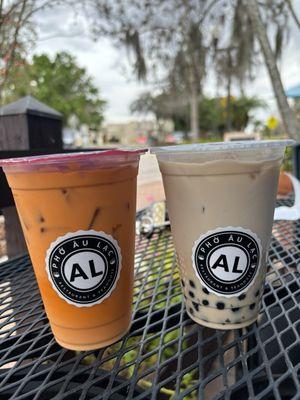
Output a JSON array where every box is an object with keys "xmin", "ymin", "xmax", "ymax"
[
  {"xmin": 0, "ymin": 0, "xmax": 29, "ymax": 101},
  {"xmin": 201, "ymin": 0, "xmax": 223, "ymax": 23},
  {"xmin": 286, "ymin": 0, "xmax": 300, "ymax": 30}
]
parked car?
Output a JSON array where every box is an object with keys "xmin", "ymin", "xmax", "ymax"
[
  {"xmin": 172, "ymin": 131, "xmax": 185, "ymax": 143},
  {"xmin": 136, "ymin": 135, "xmax": 148, "ymax": 145},
  {"xmin": 165, "ymin": 131, "xmax": 186, "ymax": 144}
]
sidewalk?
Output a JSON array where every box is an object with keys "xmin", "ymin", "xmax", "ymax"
[
  {"xmin": 137, "ymin": 180, "xmax": 165, "ymax": 210},
  {"xmin": 137, "ymin": 154, "xmax": 165, "ymax": 210}
]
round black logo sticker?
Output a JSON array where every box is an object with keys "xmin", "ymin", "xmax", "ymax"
[
  {"xmin": 192, "ymin": 227, "xmax": 261, "ymax": 297},
  {"xmin": 46, "ymin": 230, "xmax": 121, "ymax": 307}
]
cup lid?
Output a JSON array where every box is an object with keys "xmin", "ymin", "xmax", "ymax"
[
  {"xmin": 151, "ymin": 140, "xmax": 294, "ymax": 154},
  {"xmin": 0, "ymin": 148, "xmax": 147, "ymax": 170}
]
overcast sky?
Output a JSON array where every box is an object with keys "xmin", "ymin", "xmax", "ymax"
[{"xmin": 35, "ymin": 3, "xmax": 300, "ymax": 125}]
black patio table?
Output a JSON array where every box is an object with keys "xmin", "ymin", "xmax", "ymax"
[{"xmin": 0, "ymin": 198, "xmax": 300, "ymax": 400}]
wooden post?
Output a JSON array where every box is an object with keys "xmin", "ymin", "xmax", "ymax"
[{"xmin": 2, "ymin": 207, "xmax": 27, "ymax": 257}]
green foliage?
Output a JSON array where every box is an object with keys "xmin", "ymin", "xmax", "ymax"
[
  {"xmin": 131, "ymin": 91, "xmax": 264, "ymax": 135},
  {"xmin": 194, "ymin": 96, "xmax": 264, "ymax": 134},
  {"xmin": 282, "ymin": 145, "xmax": 293, "ymax": 172},
  {"xmin": 5, "ymin": 52, "xmax": 106, "ymax": 129}
]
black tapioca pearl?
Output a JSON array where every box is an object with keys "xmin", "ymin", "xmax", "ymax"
[
  {"xmin": 232, "ymin": 307, "xmax": 240, "ymax": 313},
  {"xmin": 192, "ymin": 302, "xmax": 199, "ymax": 311},
  {"xmin": 188, "ymin": 291, "xmax": 195, "ymax": 298},
  {"xmin": 39, "ymin": 216, "xmax": 45, "ymax": 223},
  {"xmin": 181, "ymin": 280, "xmax": 185, "ymax": 287},
  {"xmin": 189, "ymin": 307, "xmax": 194, "ymax": 315},
  {"xmin": 216, "ymin": 302, "xmax": 225, "ymax": 310},
  {"xmin": 189, "ymin": 280, "xmax": 195, "ymax": 288},
  {"xmin": 249, "ymin": 303, "xmax": 256, "ymax": 310},
  {"xmin": 61, "ymin": 188, "xmax": 68, "ymax": 195},
  {"xmin": 238, "ymin": 294, "xmax": 246, "ymax": 301},
  {"xmin": 225, "ymin": 318, "xmax": 231, "ymax": 323},
  {"xmin": 255, "ymin": 290, "xmax": 260, "ymax": 297},
  {"xmin": 202, "ymin": 288, "xmax": 209, "ymax": 295},
  {"xmin": 40, "ymin": 227, "xmax": 45, "ymax": 233},
  {"xmin": 202, "ymin": 299, "xmax": 209, "ymax": 306}
]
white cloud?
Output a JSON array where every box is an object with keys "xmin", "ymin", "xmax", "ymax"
[{"xmin": 34, "ymin": 4, "xmax": 150, "ymax": 123}]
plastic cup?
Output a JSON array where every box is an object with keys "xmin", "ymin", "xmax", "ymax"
[
  {"xmin": 0, "ymin": 149, "xmax": 146, "ymax": 350},
  {"xmin": 152, "ymin": 140, "xmax": 293, "ymax": 329}
]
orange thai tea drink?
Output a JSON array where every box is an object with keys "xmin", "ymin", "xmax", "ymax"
[{"xmin": 0, "ymin": 149, "xmax": 146, "ymax": 350}]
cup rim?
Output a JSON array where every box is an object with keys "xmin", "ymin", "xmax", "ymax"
[
  {"xmin": 0, "ymin": 148, "xmax": 147, "ymax": 168},
  {"xmin": 150, "ymin": 139, "xmax": 294, "ymax": 154}
]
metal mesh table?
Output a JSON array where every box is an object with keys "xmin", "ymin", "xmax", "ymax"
[{"xmin": 0, "ymin": 199, "xmax": 300, "ymax": 399}]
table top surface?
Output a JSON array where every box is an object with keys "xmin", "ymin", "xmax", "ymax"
[{"xmin": 0, "ymin": 198, "xmax": 300, "ymax": 400}]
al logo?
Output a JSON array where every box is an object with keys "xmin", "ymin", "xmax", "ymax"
[
  {"xmin": 192, "ymin": 227, "xmax": 261, "ymax": 297},
  {"xmin": 46, "ymin": 230, "xmax": 122, "ymax": 307}
]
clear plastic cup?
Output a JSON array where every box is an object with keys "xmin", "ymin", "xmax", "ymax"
[
  {"xmin": 0, "ymin": 149, "xmax": 146, "ymax": 350},
  {"xmin": 152, "ymin": 140, "xmax": 293, "ymax": 329}
]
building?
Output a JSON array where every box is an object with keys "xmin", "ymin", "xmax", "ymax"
[{"xmin": 100, "ymin": 119, "xmax": 174, "ymax": 144}]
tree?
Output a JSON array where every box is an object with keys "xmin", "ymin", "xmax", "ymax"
[
  {"xmin": 244, "ymin": 0, "xmax": 299, "ymax": 140},
  {"xmin": 6, "ymin": 52, "xmax": 106, "ymax": 129},
  {"xmin": 130, "ymin": 91, "xmax": 189, "ymax": 134},
  {"xmin": 211, "ymin": 0, "xmax": 295, "ymax": 133},
  {"xmin": 86, "ymin": 0, "xmax": 297, "ymax": 139},
  {"xmin": 88, "ymin": 0, "xmax": 227, "ymax": 139},
  {"xmin": 0, "ymin": 0, "xmax": 56, "ymax": 103},
  {"xmin": 131, "ymin": 91, "xmax": 263, "ymax": 135}
]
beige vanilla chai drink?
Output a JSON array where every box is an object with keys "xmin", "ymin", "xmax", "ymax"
[
  {"xmin": 152, "ymin": 141, "xmax": 292, "ymax": 329},
  {"xmin": 1, "ymin": 150, "xmax": 146, "ymax": 350}
]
